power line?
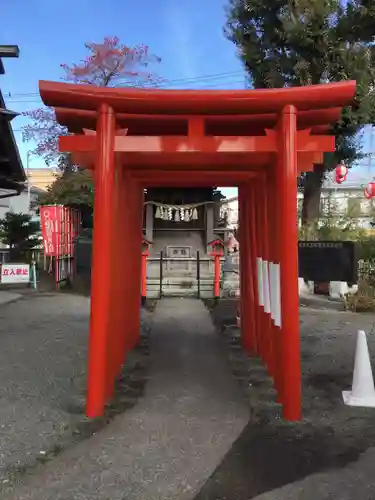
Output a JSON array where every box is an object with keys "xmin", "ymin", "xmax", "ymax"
[
  {"xmin": 6, "ymin": 78, "xmax": 247, "ymax": 105},
  {"xmin": 4, "ymin": 70, "xmax": 245, "ymax": 102},
  {"xmin": 8, "ymin": 76, "xmax": 246, "ymax": 133}
]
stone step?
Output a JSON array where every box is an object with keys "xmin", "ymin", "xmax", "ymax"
[
  {"xmin": 147, "ymin": 278, "xmax": 215, "ymax": 285},
  {"xmin": 146, "ymin": 287, "xmax": 214, "ymax": 299}
]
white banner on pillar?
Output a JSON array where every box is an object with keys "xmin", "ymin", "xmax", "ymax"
[
  {"xmin": 269, "ymin": 262, "xmax": 276, "ymax": 321},
  {"xmin": 274, "ymin": 263, "xmax": 282, "ymax": 327},
  {"xmin": 256, "ymin": 257, "xmax": 264, "ymax": 306},
  {"xmin": 262, "ymin": 259, "xmax": 271, "ymax": 314}
]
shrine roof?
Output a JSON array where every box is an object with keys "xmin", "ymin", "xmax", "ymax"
[{"xmin": 39, "ymin": 80, "xmax": 356, "ymax": 136}]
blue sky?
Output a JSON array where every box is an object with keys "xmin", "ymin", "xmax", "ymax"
[{"xmin": 1, "ymin": 0, "xmax": 374, "ymax": 196}]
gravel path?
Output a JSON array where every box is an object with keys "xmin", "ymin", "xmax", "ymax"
[
  {"xmin": 4, "ymin": 298, "xmax": 249, "ymax": 500},
  {"xmin": 194, "ymin": 300, "xmax": 375, "ymax": 499},
  {"xmin": 0, "ymin": 293, "xmax": 90, "ymax": 486},
  {"xmin": 0, "ymin": 292, "xmax": 152, "ymax": 494},
  {"xmin": 5, "ymin": 294, "xmax": 373, "ymax": 499}
]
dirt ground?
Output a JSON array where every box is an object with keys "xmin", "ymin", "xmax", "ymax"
[{"xmin": 194, "ymin": 299, "xmax": 375, "ymax": 500}]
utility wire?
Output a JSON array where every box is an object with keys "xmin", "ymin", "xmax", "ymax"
[
  {"xmin": 7, "ymin": 78, "xmax": 247, "ymax": 105},
  {"xmin": 8, "ymin": 74, "xmax": 246, "ymax": 133},
  {"xmin": 4, "ymin": 70, "xmax": 246, "ymax": 102}
]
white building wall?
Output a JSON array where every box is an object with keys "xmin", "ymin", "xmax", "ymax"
[
  {"xmin": 220, "ymin": 197, "xmax": 239, "ymax": 229},
  {"xmin": 8, "ymin": 191, "xmax": 30, "ymax": 215},
  {"xmin": 0, "ymin": 195, "xmax": 11, "ymax": 220},
  {"xmin": 0, "ymin": 190, "xmax": 39, "ymax": 219},
  {"xmin": 221, "ymin": 185, "xmax": 372, "ymax": 230},
  {"xmin": 297, "ymin": 185, "xmax": 374, "ymax": 229}
]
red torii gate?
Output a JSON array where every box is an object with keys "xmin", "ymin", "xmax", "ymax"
[{"xmin": 39, "ymin": 80, "xmax": 356, "ymax": 421}]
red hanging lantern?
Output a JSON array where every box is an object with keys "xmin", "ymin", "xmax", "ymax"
[
  {"xmin": 335, "ymin": 163, "xmax": 348, "ymax": 184},
  {"xmin": 364, "ymin": 182, "xmax": 375, "ymax": 199}
]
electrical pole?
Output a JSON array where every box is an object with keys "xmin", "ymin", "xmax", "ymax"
[{"xmin": 26, "ymin": 151, "xmax": 32, "ymax": 212}]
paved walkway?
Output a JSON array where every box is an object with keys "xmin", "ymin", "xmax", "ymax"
[
  {"xmin": 6, "ymin": 299, "xmax": 249, "ymax": 500},
  {"xmin": 0, "ymin": 290, "xmax": 22, "ymax": 306}
]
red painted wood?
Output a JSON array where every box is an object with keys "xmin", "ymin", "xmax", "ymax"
[
  {"xmin": 238, "ymin": 186, "xmax": 255, "ymax": 354},
  {"xmin": 278, "ymin": 105, "xmax": 301, "ymax": 421},
  {"xmin": 86, "ymin": 103, "xmax": 116, "ymax": 418},
  {"xmin": 248, "ymin": 185, "xmax": 260, "ymax": 355},
  {"xmin": 40, "ymin": 80, "xmax": 356, "ymax": 115},
  {"xmin": 60, "ymin": 132, "xmax": 333, "ymax": 155},
  {"xmin": 53, "ymin": 107, "xmax": 343, "ymax": 135}
]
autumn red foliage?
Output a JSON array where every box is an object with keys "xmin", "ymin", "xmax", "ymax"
[
  {"xmin": 22, "ymin": 36, "xmax": 163, "ymax": 165},
  {"xmin": 60, "ymin": 36, "xmax": 162, "ymax": 87}
]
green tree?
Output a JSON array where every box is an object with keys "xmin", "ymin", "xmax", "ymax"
[
  {"xmin": 226, "ymin": 0, "xmax": 375, "ymax": 223},
  {"xmin": 0, "ymin": 212, "xmax": 40, "ymax": 261},
  {"xmin": 38, "ymin": 169, "xmax": 94, "ymax": 207}
]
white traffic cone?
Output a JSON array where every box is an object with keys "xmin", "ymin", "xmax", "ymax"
[{"xmin": 343, "ymin": 330, "xmax": 375, "ymax": 407}]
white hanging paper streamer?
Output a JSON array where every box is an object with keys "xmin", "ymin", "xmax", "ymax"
[
  {"xmin": 274, "ymin": 263, "xmax": 282, "ymax": 327},
  {"xmin": 148, "ymin": 202, "xmax": 207, "ymax": 222},
  {"xmin": 269, "ymin": 262, "xmax": 276, "ymax": 321},
  {"xmin": 262, "ymin": 259, "xmax": 271, "ymax": 314},
  {"xmin": 256, "ymin": 257, "xmax": 264, "ymax": 306}
]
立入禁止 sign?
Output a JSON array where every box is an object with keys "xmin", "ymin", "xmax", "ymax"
[{"xmin": 0, "ymin": 264, "xmax": 30, "ymax": 284}]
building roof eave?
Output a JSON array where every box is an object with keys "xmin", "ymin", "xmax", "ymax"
[{"xmin": 0, "ymin": 89, "xmax": 26, "ymax": 184}]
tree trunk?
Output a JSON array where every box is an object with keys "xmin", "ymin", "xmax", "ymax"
[{"xmin": 301, "ymin": 166, "xmax": 325, "ymax": 225}]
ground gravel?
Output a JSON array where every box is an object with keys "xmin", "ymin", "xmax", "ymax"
[
  {"xmin": 194, "ymin": 299, "xmax": 375, "ymax": 499},
  {"xmin": 0, "ymin": 292, "xmax": 152, "ymax": 492}
]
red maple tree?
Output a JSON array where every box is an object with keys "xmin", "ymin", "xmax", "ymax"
[
  {"xmin": 60, "ymin": 36, "xmax": 162, "ymax": 87},
  {"xmin": 22, "ymin": 37, "xmax": 163, "ymax": 166}
]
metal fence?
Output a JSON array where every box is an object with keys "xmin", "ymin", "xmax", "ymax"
[
  {"xmin": 0, "ymin": 249, "xmax": 74, "ymax": 288},
  {"xmin": 145, "ymin": 251, "xmax": 240, "ymax": 299},
  {"xmin": 0, "ymin": 248, "xmax": 44, "ymax": 266},
  {"xmin": 146, "ymin": 251, "xmax": 219, "ymax": 299},
  {"xmin": 4, "ymin": 246, "xmax": 372, "ymax": 298},
  {"xmin": 0, "ymin": 247, "xmax": 238, "ymax": 299}
]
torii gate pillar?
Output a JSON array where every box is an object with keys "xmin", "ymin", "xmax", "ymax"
[
  {"xmin": 86, "ymin": 103, "xmax": 116, "ymax": 416},
  {"xmin": 278, "ymin": 105, "xmax": 301, "ymax": 421}
]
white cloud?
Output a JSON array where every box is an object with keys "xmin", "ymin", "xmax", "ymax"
[{"xmin": 164, "ymin": 3, "xmax": 200, "ymax": 80}]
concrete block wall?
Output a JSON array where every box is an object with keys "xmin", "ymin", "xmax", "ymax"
[
  {"xmin": 298, "ymin": 278, "xmax": 358, "ymax": 299},
  {"xmin": 221, "ymin": 253, "xmax": 358, "ymax": 301}
]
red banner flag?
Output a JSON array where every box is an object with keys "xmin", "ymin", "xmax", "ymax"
[{"xmin": 40, "ymin": 206, "xmax": 58, "ymax": 256}]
